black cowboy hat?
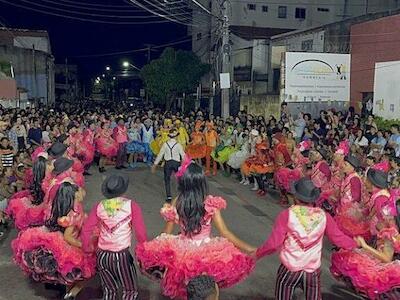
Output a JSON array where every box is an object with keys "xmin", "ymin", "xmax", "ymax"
[
  {"xmin": 291, "ymin": 178, "xmax": 321, "ymax": 203},
  {"xmin": 367, "ymin": 168, "xmax": 388, "ymax": 189},
  {"xmin": 48, "ymin": 142, "xmax": 67, "ymax": 158},
  {"xmin": 168, "ymin": 128, "xmax": 179, "ymax": 138},
  {"xmin": 101, "ymin": 174, "xmax": 129, "ymax": 199},
  {"xmin": 344, "ymin": 155, "xmax": 361, "ymax": 170},
  {"xmin": 52, "ymin": 157, "xmax": 73, "ymax": 175},
  {"xmin": 315, "ymin": 147, "xmax": 329, "ymax": 160}
]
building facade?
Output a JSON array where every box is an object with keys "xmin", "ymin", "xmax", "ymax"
[
  {"xmin": 0, "ymin": 27, "xmax": 54, "ymax": 107},
  {"xmin": 192, "ymin": 0, "xmax": 400, "ymax": 115}
]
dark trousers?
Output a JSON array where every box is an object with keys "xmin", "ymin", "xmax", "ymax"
[
  {"xmin": 96, "ymin": 248, "xmax": 138, "ymax": 300},
  {"xmin": 275, "ymin": 264, "xmax": 321, "ymax": 300},
  {"xmin": 164, "ymin": 160, "xmax": 181, "ymax": 201},
  {"xmin": 116, "ymin": 143, "xmax": 127, "ymax": 167}
]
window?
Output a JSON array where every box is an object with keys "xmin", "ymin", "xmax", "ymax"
[
  {"xmin": 301, "ymin": 39, "xmax": 313, "ymax": 51},
  {"xmin": 295, "ymin": 8, "xmax": 306, "ymax": 19},
  {"xmin": 247, "ymin": 4, "xmax": 256, "ymax": 10},
  {"xmin": 317, "ymin": 7, "xmax": 330, "ymax": 12},
  {"xmin": 262, "ymin": 5, "xmax": 268, "ymax": 12},
  {"xmin": 196, "ymin": 32, "xmax": 202, "ymax": 41},
  {"xmin": 278, "ymin": 6, "xmax": 287, "ymax": 18}
]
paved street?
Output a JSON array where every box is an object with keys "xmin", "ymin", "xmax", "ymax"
[{"xmin": 0, "ymin": 165, "xmax": 363, "ymax": 300}]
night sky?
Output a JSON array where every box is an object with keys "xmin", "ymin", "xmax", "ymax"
[{"xmin": 0, "ymin": 0, "xmax": 189, "ymax": 80}]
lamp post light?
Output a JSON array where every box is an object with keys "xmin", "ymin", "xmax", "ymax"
[
  {"xmin": 105, "ymin": 66, "xmax": 111, "ymax": 71},
  {"xmin": 122, "ymin": 61, "xmax": 141, "ymax": 71}
]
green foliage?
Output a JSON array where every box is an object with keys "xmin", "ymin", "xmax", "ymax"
[
  {"xmin": 141, "ymin": 48, "xmax": 209, "ymax": 109},
  {"xmin": 0, "ymin": 61, "xmax": 11, "ymax": 77},
  {"xmin": 375, "ymin": 116, "xmax": 400, "ymax": 131}
]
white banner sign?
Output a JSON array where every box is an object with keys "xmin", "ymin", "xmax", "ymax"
[
  {"xmin": 373, "ymin": 61, "xmax": 400, "ymax": 120},
  {"xmin": 220, "ymin": 73, "xmax": 231, "ymax": 89},
  {"xmin": 285, "ymin": 52, "xmax": 350, "ymax": 102}
]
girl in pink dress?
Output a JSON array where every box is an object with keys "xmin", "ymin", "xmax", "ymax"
[
  {"xmin": 12, "ymin": 182, "xmax": 96, "ymax": 291},
  {"xmin": 334, "ymin": 155, "xmax": 371, "ymax": 240},
  {"xmin": 331, "ymin": 169, "xmax": 400, "ymax": 299},
  {"xmin": 136, "ymin": 158, "xmax": 256, "ymax": 299},
  {"xmin": 6, "ymin": 152, "xmax": 49, "ymax": 230},
  {"xmin": 275, "ymin": 140, "xmax": 311, "ymax": 204},
  {"xmin": 95, "ymin": 121, "xmax": 118, "ymax": 173}
]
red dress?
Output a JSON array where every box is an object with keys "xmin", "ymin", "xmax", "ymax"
[
  {"xmin": 275, "ymin": 149, "xmax": 308, "ymax": 192},
  {"xmin": 95, "ymin": 128, "xmax": 118, "ymax": 158},
  {"xmin": 74, "ymin": 130, "xmax": 95, "ymax": 166}
]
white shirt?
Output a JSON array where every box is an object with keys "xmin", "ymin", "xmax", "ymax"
[{"xmin": 154, "ymin": 139, "xmax": 185, "ymax": 165}]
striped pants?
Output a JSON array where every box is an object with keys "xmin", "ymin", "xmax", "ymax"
[
  {"xmin": 275, "ymin": 264, "xmax": 321, "ymax": 300},
  {"xmin": 96, "ymin": 248, "xmax": 138, "ymax": 300}
]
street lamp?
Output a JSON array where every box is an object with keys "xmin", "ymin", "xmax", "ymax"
[
  {"xmin": 105, "ymin": 66, "xmax": 111, "ymax": 71},
  {"xmin": 102, "ymin": 74, "xmax": 106, "ymax": 78},
  {"xmin": 122, "ymin": 61, "xmax": 141, "ymax": 71}
]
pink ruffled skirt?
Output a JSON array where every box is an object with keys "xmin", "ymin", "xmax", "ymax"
[
  {"xmin": 12, "ymin": 226, "xmax": 96, "ymax": 285},
  {"xmin": 135, "ymin": 234, "xmax": 255, "ymax": 299},
  {"xmin": 331, "ymin": 249, "xmax": 400, "ymax": 299}
]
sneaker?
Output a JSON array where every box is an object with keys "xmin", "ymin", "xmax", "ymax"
[
  {"xmin": 243, "ymin": 179, "xmax": 250, "ymax": 186},
  {"xmin": 239, "ymin": 178, "xmax": 245, "ymax": 184}
]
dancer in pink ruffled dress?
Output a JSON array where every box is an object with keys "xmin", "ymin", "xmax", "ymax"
[
  {"xmin": 6, "ymin": 151, "xmax": 49, "ymax": 230},
  {"xmin": 334, "ymin": 155, "xmax": 371, "ymax": 240},
  {"xmin": 331, "ymin": 169, "xmax": 400, "ymax": 299},
  {"xmin": 136, "ymin": 158, "xmax": 256, "ymax": 299},
  {"xmin": 12, "ymin": 181, "xmax": 96, "ymax": 296},
  {"xmin": 95, "ymin": 121, "xmax": 118, "ymax": 173},
  {"xmin": 274, "ymin": 140, "xmax": 311, "ymax": 204}
]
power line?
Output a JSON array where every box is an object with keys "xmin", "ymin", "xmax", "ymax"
[
  {"xmin": 49, "ymin": 0, "xmax": 136, "ymax": 8},
  {"xmin": 35, "ymin": 0, "xmax": 146, "ymax": 12},
  {"xmin": 14, "ymin": 0, "xmax": 174, "ymax": 19},
  {"xmin": 0, "ymin": 0, "xmax": 171, "ymax": 24},
  {"xmin": 229, "ymin": 1, "xmax": 400, "ymax": 7}
]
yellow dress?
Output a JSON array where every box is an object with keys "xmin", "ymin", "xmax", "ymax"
[
  {"xmin": 177, "ymin": 127, "xmax": 189, "ymax": 150},
  {"xmin": 150, "ymin": 128, "xmax": 170, "ymax": 155}
]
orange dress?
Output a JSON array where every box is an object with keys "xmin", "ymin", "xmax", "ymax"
[
  {"xmin": 241, "ymin": 141, "xmax": 274, "ymax": 176},
  {"xmin": 186, "ymin": 131, "xmax": 206, "ymax": 159}
]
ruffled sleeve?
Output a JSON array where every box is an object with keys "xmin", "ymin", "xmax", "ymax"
[
  {"xmin": 160, "ymin": 203, "xmax": 179, "ymax": 223},
  {"xmin": 204, "ymin": 196, "xmax": 227, "ymax": 219},
  {"xmin": 377, "ymin": 225, "xmax": 400, "ymax": 252}
]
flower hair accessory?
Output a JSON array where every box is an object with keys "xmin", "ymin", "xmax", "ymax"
[
  {"xmin": 297, "ymin": 140, "xmax": 312, "ymax": 152},
  {"xmin": 335, "ymin": 140, "xmax": 350, "ymax": 156},
  {"xmin": 175, "ymin": 155, "xmax": 193, "ymax": 179}
]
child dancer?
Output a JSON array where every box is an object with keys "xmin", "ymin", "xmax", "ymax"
[
  {"xmin": 12, "ymin": 182, "xmax": 96, "ymax": 295},
  {"xmin": 256, "ymin": 178, "xmax": 358, "ymax": 300},
  {"xmin": 113, "ymin": 117, "xmax": 128, "ymax": 169},
  {"xmin": 187, "ymin": 275, "xmax": 219, "ymax": 300},
  {"xmin": 136, "ymin": 158, "xmax": 255, "ymax": 299},
  {"xmin": 81, "ymin": 174, "xmax": 147, "ymax": 300},
  {"xmin": 95, "ymin": 122, "xmax": 118, "ymax": 173}
]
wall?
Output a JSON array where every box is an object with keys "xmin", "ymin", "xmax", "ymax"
[
  {"xmin": 0, "ymin": 45, "xmax": 54, "ymax": 105},
  {"xmin": 240, "ymin": 94, "xmax": 280, "ymax": 119},
  {"xmin": 0, "ymin": 79, "xmax": 17, "ymax": 100},
  {"xmin": 350, "ymin": 13, "xmax": 400, "ymax": 111}
]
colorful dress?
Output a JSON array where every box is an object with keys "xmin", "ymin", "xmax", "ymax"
[
  {"xmin": 227, "ymin": 135, "xmax": 250, "ymax": 170},
  {"xmin": 12, "ymin": 201, "xmax": 96, "ymax": 285},
  {"xmin": 6, "ymin": 190, "xmax": 46, "ymax": 231},
  {"xmin": 135, "ymin": 196, "xmax": 255, "ymax": 299},
  {"xmin": 241, "ymin": 141, "xmax": 274, "ymax": 176},
  {"xmin": 150, "ymin": 128, "xmax": 169, "ymax": 156},
  {"xmin": 126, "ymin": 125, "xmax": 145, "ymax": 154},
  {"xmin": 95, "ymin": 128, "xmax": 118, "ymax": 158},
  {"xmin": 212, "ymin": 133, "xmax": 236, "ymax": 164},
  {"xmin": 75, "ymin": 129, "xmax": 95, "ymax": 166},
  {"xmin": 185, "ymin": 131, "xmax": 206, "ymax": 159},
  {"xmin": 275, "ymin": 148, "xmax": 309, "ymax": 192},
  {"xmin": 331, "ymin": 225, "xmax": 400, "ymax": 299}
]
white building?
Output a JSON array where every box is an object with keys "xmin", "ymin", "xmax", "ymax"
[{"xmin": 192, "ymin": 0, "xmax": 400, "ymax": 96}]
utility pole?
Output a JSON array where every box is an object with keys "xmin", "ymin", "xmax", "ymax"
[{"xmin": 221, "ymin": 0, "xmax": 231, "ymax": 119}]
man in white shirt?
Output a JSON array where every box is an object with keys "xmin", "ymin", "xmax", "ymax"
[{"xmin": 152, "ymin": 129, "xmax": 185, "ymax": 202}]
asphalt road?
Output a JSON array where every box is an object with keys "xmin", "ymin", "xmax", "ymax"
[{"xmin": 0, "ymin": 164, "xmax": 364, "ymax": 300}]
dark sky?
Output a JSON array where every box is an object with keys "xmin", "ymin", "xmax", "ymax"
[{"xmin": 0, "ymin": 0, "xmax": 189, "ymax": 80}]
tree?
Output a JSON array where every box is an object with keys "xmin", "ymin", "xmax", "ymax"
[{"xmin": 141, "ymin": 48, "xmax": 209, "ymax": 110}]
